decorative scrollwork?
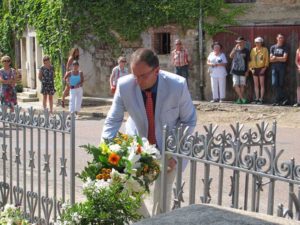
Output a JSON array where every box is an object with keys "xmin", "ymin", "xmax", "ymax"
[
  {"xmin": 191, "ymin": 134, "xmax": 205, "ymax": 159},
  {"xmin": 274, "ymin": 150, "xmax": 293, "ymax": 178},
  {"xmin": 294, "ymin": 165, "xmax": 300, "ymax": 181},
  {"xmin": 207, "ymin": 137, "xmax": 221, "ymax": 162},
  {"xmin": 255, "ymin": 147, "xmax": 272, "ymax": 173},
  {"xmin": 41, "ymin": 196, "xmax": 54, "ymax": 224},
  {"xmin": 165, "ymin": 128, "xmax": 177, "ymax": 153},
  {"xmin": 0, "ymin": 106, "xmax": 72, "ymax": 132},
  {"xmin": 239, "ymin": 146, "xmax": 255, "ymax": 170}
]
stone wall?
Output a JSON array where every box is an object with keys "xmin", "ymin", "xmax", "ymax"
[
  {"xmin": 79, "ymin": 0, "xmax": 300, "ymax": 101},
  {"xmin": 79, "ymin": 25, "xmax": 201, "ymax": 99}
]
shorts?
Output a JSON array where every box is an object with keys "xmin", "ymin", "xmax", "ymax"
[
  {"xmin": 252, "ymin": 68, "xmax": 265, "ymax": 77},
  {"xmin": 232, "ymin": 75, "xmax": 246, "ymax": 86}
]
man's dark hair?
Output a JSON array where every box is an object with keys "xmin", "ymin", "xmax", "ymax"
[{"xmin": 130, "ymin": 48, "xmax": 159, "ymax": 68}]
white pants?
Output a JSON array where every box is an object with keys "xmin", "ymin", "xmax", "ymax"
[
  {"xmin": 69, "ymin": 87, "xmax": 83, "ymax": 113},
  {"xmin": 211, "ymin": 76, "xmax": 226, "ymax": 100}
]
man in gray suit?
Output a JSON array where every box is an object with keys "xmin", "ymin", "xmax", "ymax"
[{"xmin": 101, "ymin": 48, "xmax": 197, "ymax": 215}]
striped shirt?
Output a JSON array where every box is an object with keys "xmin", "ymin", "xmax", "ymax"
[
  {"xmin": 111, "ymin": 66, "xmax": 129, "ymax": 86},
  {"xmin": 171, "ymin": 48, "xmax": 189, "ymax": 67}
]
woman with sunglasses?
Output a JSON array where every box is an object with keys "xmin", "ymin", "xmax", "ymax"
[
  {"xmin": 38, "ymin": 55, "xmax": 56, "ymax": 114},
  {"xmin": 109, "ymin": 56, "xmax": 128, "ymax": 94},
  {"xmin": 0, "ymin": 56, "xmax": 18, "ymax": 112}
]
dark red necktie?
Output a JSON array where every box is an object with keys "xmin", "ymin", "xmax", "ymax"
[{"xmin": 145, "ymin": 91, "xmax": 156, "ymax": 145}]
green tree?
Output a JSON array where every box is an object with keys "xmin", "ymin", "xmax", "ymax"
[{"xmin": 0, "ymin": 0, "xmax": 244, "ymax": 93}]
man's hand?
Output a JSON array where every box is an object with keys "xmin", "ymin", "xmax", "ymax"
[{"xmin": 167, "ymin": 157, "xmax": 177, "ymax": 173}]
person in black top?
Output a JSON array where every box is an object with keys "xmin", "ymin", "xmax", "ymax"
[
  {"xmin": 270, "ymin": 34, "xmax": 288, "ymax": 106},
  {"xmin": 229, "ymin": 36, "xmax": 250, "ymax": 104}
]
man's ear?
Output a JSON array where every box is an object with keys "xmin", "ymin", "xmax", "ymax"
[{"xmin": 154, "ymin": 67, "xmax": 160, "ymax": 76}]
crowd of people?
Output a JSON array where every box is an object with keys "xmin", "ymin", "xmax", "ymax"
[
  {"xmin": 207, "ymin": 33, "xmax": 300, "ymax": 107},
  {"xmin": 1, "ymin": 33, "xmax": 299, "ymax": 116}
]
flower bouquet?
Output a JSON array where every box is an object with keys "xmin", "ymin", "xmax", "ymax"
[
  {"xmin": 0, "ymin": 204, "xmax": 30, "ymax": 225},
  {"xmin": 58, "ymin": 133, "xmax": 161, "ymax": 225}
]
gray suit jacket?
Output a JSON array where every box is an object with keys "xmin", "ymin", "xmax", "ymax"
[{"xmin": 101, "ymin": 70, "xmax": 197, "ymax": 150}]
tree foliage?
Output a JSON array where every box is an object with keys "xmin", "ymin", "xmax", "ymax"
[{"xmin": 0, "ymin": 0, "xmax": 245, "ymax": 65}]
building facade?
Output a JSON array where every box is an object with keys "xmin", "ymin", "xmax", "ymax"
[{"xmin": 19, "ymin": 0, "xmax": 300, "ymax": 103}]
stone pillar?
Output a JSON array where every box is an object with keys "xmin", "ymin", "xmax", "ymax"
[
  {"xmin": 35, "ymin": 40, "xmax": 43, "ymax": 96},
  {"xmin": 20, "ymin": 38, "xmax": 28, "ymax": 87},
  {"xmin": 26, "ymin": 36, "xmax": 35, "ymax": 88}
]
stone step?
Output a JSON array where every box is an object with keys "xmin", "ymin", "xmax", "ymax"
[
  {"xmin": 17, "ymin": 95, "xmax": 39, "ymax": 103},
  {"xmin": 22, "ymin": 88, "xmax": 37, "ymax": 93},
  {"xmin": 17, "ymin": 91, "xmax": 37, "ymax": 98},
  {"xmin": 57, "ymin": 97, "xmax": 113, "ymax": 107}
]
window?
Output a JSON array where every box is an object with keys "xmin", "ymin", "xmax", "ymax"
[
  {"xmin": 153, "ymin": 33, "xmax": 171, "ymax": 55},
  {"xmin": 225, "ymin": 0, "xmax": 256, "ymax": 3}
]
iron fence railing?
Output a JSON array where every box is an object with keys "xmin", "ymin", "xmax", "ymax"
[
  {"xmin": 0, "ymin": 106, "xmax": 75, "ymax": 224},
  {"xmin": 161, "ymin": 121, "xmax": 300, "ymax": 221}
]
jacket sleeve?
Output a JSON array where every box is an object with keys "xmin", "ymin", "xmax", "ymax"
[
  {"xmin": 101, "ymin": 84, "xmax": 125, "ymax": 140},
  {"xmin": 179, "ymin": 80, "xmax": 197, "ymax": 135}
]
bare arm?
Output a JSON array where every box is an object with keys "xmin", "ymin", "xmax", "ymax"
[
  {"xmin": 296, "ymin": 50, "xmax": 300, "ymax": 69},
  {"xmin": 0, "ymin": 74, "xmax": 10, "ymax": 84},
  {"xmin": 38, "ymin": 68, "xmax": 42, "ymax": 81},
  {"xmin": 274, "ymin": 53, "xmax": 288, "ymax": 62},
  {"xmin": 109, "ymin": 70, "xmax": 115, "ymax": 88},
  {"xmin": 229, "ymin": 45, "xmax": 239, "ymax": 59},
  {"xmin": 64, "ymin": 71, "xmax": 71, "ymax": 84},
  {"xmin": 66, "ymin": 56, "xmax": 73, "ymax": 71}
]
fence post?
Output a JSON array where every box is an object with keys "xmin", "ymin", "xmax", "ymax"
[
  {"xmin": 161, "ymin": 125, "xmax": 168, "ymax": 213},
  {"xmin": 70, "ymin": 112, "xmax": 75, "ymax": 205}
]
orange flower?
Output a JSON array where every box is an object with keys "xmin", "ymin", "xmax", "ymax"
[
  {"xmin": 136, "ymin": 145, "xmax": 142, "ymax": 154},
  {"xmin": 96, "ymin": 174, "xmax": 103, "ymax": 180},
  {"xmin": 143, "ymin": 165, "xmax": 149, "ymax": 172},
  {"xmin": 108, "ymin": 152, "xmax": 121, "ymax": 166}
]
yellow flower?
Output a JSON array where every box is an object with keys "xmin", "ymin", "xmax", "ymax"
[
  {"xmin": 121, "ymin": 134, "xmax": 128, "ymax": 141},
  {"xmin": 108, "ymin": 152, "xmax": 121, "ymax": 166},
  {"xmin": 100, "ymin": 143, "xmax": 111, "ymax": 155}
]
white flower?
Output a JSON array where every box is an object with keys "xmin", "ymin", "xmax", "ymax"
[
  {"xmin": 71, "ymin": 212, "xmax": 82, "ymax": 224},
  {"xmin": 142, "ymin": 137, "xmax": 161, "ymax": 159},
  {"xmin": 110, "ymin": 168, "xmax": 126, "ymax": 181},
  {"xmin": 82, "ymin": 178, "xmax": 94, "ymax": 190},
  {"xmin": 4, "ymin": 204, "xmax": 16, "ymax": 212},
  {"xmin": 125, "ymin": 177, "xmax": 144, "ymax": 193},
  {"xmin": 61, "ymin": 202, "xmax": 70, "ymax": 211},
  {"xmin": 128, "ymin": 145, "xmax": 141, "ymax": 165},
  {"xmin": 95, "ymin": 179, "xmax": 111, "ymax": 190},
  {"xmin": 109, "ymin": 144, "xmax": 121, "ymax": 152}
]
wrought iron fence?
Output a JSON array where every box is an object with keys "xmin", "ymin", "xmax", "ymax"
[
  {"xmin": 161, "ymin": 121, "xmax": 300, "ymax": 221},
  {"xmin": 0, "ymin": 106, "xmax": 75, "ymax": 224}
]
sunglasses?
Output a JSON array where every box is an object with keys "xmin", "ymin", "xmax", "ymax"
[
  {"xmin": 43, "ymin": 59, "xmax": 50, "ymax": 62},
  {"xmin": 2, "ymin": 60, "xmax": 10, "ymax": 63},
  {"xmin": 120, "ymin": 60, "xmax": 126, "ymax": 63}
]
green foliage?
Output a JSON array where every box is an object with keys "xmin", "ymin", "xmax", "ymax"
[
  {"xmin": 59, "ymin": 182, "xmax": 143, "ymax": 225},
  {"xmin": 0, "ymin": 0, "xmax": 244, "ymax": 90},
  {"xmin": 54, "ymin": 63, "xmax": 64, "ymax": 97}
]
